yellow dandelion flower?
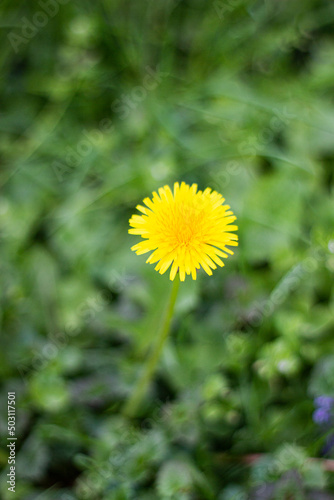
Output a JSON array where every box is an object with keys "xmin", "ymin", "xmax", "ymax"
[{"xmin": 129, "ymin": 181, "xmax": 238, "ymax": 281}]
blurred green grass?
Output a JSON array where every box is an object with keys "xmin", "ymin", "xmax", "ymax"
[{"xmin": 1, "ymin": 0, "xmax": 334, "ymax": 498}]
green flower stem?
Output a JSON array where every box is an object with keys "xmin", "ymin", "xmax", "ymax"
[{"xmin": 123, "ymin": 276, "xmax": 180, "ymax": 418}]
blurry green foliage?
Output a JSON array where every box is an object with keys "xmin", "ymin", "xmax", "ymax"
[{"xmin": 1, "ymin": 0, "xmax": 334, "ymax": 498}]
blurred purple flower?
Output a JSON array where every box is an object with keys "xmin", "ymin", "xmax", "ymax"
[
  {"xmin": 313, "ymin": 407, "xmax": 331, "ymax": 425},
  {"xmin": 314, "ymin": 396, "xmax": 334, "ymax": 410},
  {"xmin": 313, "ymin": 396, "xmax": 334, "ymax": 457}
]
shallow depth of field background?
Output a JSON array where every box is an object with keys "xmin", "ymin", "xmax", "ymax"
[{"xmin": 1, "ymin": 1, "xmax": 334, "ymax": 499}]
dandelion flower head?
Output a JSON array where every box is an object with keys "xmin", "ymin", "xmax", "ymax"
[{"xmin": 129, "ymin": 182, "xmax": 238, "ymax": 281}]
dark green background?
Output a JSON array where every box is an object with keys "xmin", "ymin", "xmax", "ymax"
[{"xmin": 1, "ymin": 0, "xmax": 334, "ymax": 498}]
